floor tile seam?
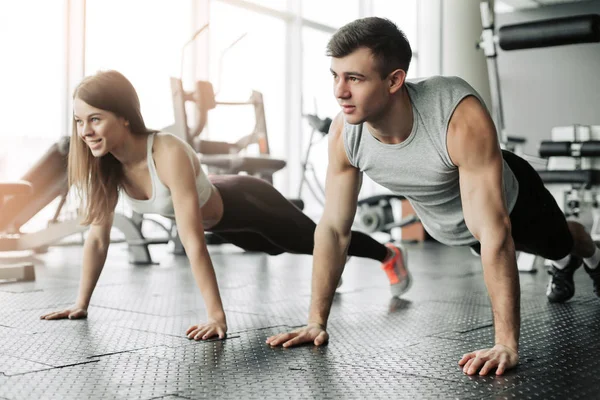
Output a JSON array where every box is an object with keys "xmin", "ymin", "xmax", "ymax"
[
  {"xmin": 1, "ymin": 359, "xmax": 100, "ymax": 378},
  {"xmin": 0, "ymin": 303, "xmax": 74, "ymax": 314},
  {"xmin": 314, "ymin": 358, "xmax": 473, "ymax": 385},
  {"xmin": 87, "ymin": 304, "xmax": 191, "ymax": 317}
]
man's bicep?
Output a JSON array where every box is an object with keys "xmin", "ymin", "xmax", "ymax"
[
  {"xmin": 459, "ymin": 164, "xmax": 506, "ymax": 241},
  {"xmin": 448, "ymin": 96, "xmax": 509, "ymax": 238}
]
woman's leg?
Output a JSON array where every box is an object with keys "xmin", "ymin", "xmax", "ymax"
[
  {"xmin": 209, "ymin": 175, "xmax": 388, "ymax": 261},
  {"xmin": 212, "ymin": 231, "xmax": 285, "ymax": 255}
]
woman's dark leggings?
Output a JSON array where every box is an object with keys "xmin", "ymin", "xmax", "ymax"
[{"xmin": 208, "ymin": 175, "xmax": 388, "ymax": 262}]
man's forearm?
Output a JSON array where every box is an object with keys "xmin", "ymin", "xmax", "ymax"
[
  {"xmin": 480, "ymin": 237, "xmax": 520, "ymax": 350},
  {"xmin": 308, "ymin": 225, "xmax": 350, "ymax": 327}
]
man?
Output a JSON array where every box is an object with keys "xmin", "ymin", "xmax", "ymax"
[{"xmin": 266, "ymin": 17, "xmax": 600, "ymax": 376}]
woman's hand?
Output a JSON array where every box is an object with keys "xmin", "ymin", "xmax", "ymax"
[
  {"xmin": 40, "ymin": 305, "xmax": 88, "ymax": 320},
  {"xmin": 186, "ymin": 318, "xmax": 228, "ymax": 340}
]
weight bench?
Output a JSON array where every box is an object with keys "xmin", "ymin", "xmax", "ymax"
[
  {"xmin": 478, "ymin": 4, "xmax": 599, "ymax": 145},
  {"xmin": 477, "ymin": 7, "xmax": 600, "ymax": 272},
  {"xmin": 516, "ymin": 125, "xmax": 600, "ymax": 272},
  {"xmin": 168, "ymin": 78, "xmax": 287, "ymax": 184}
]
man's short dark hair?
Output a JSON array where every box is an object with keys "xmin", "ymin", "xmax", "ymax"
[{"xmin": 326, "ymin": 17, "xmax": 412, "ymax": 78}]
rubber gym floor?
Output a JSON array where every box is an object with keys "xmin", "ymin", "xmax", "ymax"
[{"xmin": 0, "ymin": 240, "xmax": 599, "ymax": 399}]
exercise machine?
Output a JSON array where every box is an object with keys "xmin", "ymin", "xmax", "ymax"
[
  {"xmin": 297, "ymin": 114, "xmax": 331, "ymax": 206},
  {"xmin": 538, "ymin": 125, "xmax": 600, "ymax": 240},
  {"xmin": 478, "ymin": 4, "xmax": 600, "ymax": 271},
  {"xmin": 0, "ymin": 137, "xmax": 170, "ymax": 272},
  {"xmin": 0, "ymin": 181, "xmax": 35, "ymax": 282},
  {"xmin": 168, "ymin": 78, "xmax": 287, "ymax": 184},
  {"xmin": 516, "ymin": 125, "xmax": 600, "ymax": 272},
  {"xmin": 477, "ymin": 2, "xmax": 600, "ymax": 152},
  {"xmin": 165, "ymin": 23, "xmax": 288, "ymax": 185}
]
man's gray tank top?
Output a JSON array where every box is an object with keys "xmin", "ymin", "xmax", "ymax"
[{"xmin": 343, "ymin": 76, "xmax": 519, "ymax": 246}]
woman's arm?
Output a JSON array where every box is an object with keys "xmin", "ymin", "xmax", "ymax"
[
  {"xmin": 155, "ymin": 134, "xmax": 227, "ymax": 340},
  {"xmin": 41, "ymin": 213, "xmax": 114, "ymax": 320}
]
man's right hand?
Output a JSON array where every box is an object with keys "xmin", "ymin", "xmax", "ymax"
[
  {"xmin": 40, "ymin": 305, "xmax": 88, "ymax": 320},
  {"xmin": 266, "ymin": 323, "xmax": 329, "ymax": 348}
]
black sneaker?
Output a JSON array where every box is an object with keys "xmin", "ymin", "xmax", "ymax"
[
  {"xmin": 546, "ymin": 256, "xmax": 583, "ymax": 303},
  {"xmin": 583, "ymin": 264, "xmax": 600, "ymax": 298}
]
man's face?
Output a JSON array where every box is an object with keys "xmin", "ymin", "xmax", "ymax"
[{"xmin": 330, "ymin": 47, "xmax": 390, "ymax": 125}]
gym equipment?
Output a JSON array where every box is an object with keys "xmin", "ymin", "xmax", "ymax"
[
  {"xmin": 539, "ymin": 125, "xmax": 600, "ymax": 232},
  {"xmin": 0, "ymin": 181, "xmax": 35, "ymax": 282},
  {"xmin": 354, "ymin": 194, "xmax": 422, "ymax": 242},
  {"xmin": 169, "ymin": 78, "xmax": 286, "ymax": 184},
  {"xmin": 477, "ymin": 2, "xmax": 599, "ymax": 149},
  {"xmin": 0, "ymin": 138, "xmax": 169, "ymax": 266},
  {"xmin": 514, "ymin": 125, "xmax": 600, "ymax": 272},
  {"xmin": 478, "ymin": 4, "xmax": 600, "ymax": 272},
  {"xmin": 0, "ymin": 138, "xmax": 87, "ymax": 254},
  {"xmin": 165, "ymin": 23, "xmax": 287, "ymax": 185},
  {"xmin": 297, "ymin": 114, "xmax": 331, "ymax": 206}
]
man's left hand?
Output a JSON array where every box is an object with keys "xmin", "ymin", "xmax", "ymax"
[{"xmin": 458, "ymin": 344, "xmax": 519, "ymax": 375}]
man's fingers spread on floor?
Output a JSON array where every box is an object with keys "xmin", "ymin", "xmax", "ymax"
[
  {"xmin": 266, "ymin": 334, "xmax": 282, "ymax": 344},
  {"xmin": 266, "ymin": 335, "xmax": 281, "ymax": 344},
  {"xmin": 479, "ymin": 359, "xmax": 497, "ymax": 376},
  {"xmin": 467, "ymin": 358, "xmax": 485, "ymax": 375},
  {"xmin": 462, "ymin": 358, "xmax": 474, "ymax": 373},
  {"xmin": 496, "ymin": 361, "xmax": 507, "ymax": 375},
  {"xmin": 459, "ymin": 352, "xmax": 475, "ymax": 365},
  {"xmin": 283, "ymin": 335, "xmax": 307, "ymax": 348},
  {"xmin": 270, "ymin": 333, "xmax": 293, "ymax": 346}
]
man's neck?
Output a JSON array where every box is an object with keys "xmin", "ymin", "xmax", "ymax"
[{"xmin": 366, "ymin": 88, "xmax": 413, "ymax": 145}]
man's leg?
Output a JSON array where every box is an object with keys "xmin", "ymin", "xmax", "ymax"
[
  {"xmin": 568, "ymin": 221, "xmax": 600, "ymax": 297},
  {"xmin": 501, "ymin": 150, "xmax": 600, "ymax": 302}
]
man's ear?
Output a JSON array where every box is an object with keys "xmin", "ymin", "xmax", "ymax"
[{"xmin": 388, "ymin": 69, "xmax": 407, "ymax": 94}]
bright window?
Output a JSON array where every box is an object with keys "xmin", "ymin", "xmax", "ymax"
[
  {"xmin": 302, "ymin": 0, "xmax": 360, "ymax": 28},
  {"xmin": 299, "ymin": 26, "xmax": 338, "ymax": 213},
  {"xmin": 371, "ymin": 0, "xmax": 418, "ymax": 78},
  {"xmin": 244, "ymin": 0, "xmax": 288, "ymax": 12},
  {"xmin": 0, "ymin": 0, "xmax": 66, "ymax": 180},
  {"xmin": 85, "ymin": 0, "xmax": 194, "ymax": 131},
  {"xmin": 207, "ymin": 1, "xmax": 286, "ymax": 162}
]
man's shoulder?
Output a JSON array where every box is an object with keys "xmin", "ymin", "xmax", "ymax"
[{"xmin": 406, "ymin": 75, "xmax": 471, "ymax": 92}]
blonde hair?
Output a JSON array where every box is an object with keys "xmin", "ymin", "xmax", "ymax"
[{"xmin": 68, "ymin": 70, "xmax": 153, "ymax": 225}]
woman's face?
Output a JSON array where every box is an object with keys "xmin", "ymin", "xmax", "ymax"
[{"xmin": 73, "ymin": 98, "xmax": 130, "ymax": 158}]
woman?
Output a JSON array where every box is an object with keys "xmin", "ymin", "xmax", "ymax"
[{"xmin": 40, "ymin": 70, "xmax": 411, "ymax": 340}]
